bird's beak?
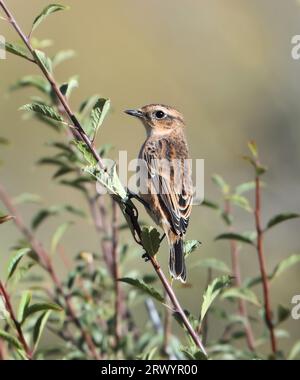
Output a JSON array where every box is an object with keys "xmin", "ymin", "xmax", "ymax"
[{"xmin": 124, "ymin": 109, "xmax": 144, "ymax": 119}]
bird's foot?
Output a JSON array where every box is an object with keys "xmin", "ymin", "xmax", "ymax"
[{"xmin": 142, "ymin": 252, "xmax": 151, "ymax": 262}]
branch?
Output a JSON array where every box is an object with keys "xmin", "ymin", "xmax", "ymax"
[
  {"xmin": 254, "ymin": 176, "xmax": 277, "ymax": 355},
  {"xmin": 0, "ymin": 281, "xmax": 32, "ymax": 359},
  {"xmin": 0, "ymin": 0, "xmax": 207, "ymax": 357},
  {"xmin": 224, "ymin": 200, "xmax": 255, "ymax": 351}
]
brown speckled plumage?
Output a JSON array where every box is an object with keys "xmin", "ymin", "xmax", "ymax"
[{"xmin": 125, "ymin": 104, "xmax": 193, "ymax": 282}]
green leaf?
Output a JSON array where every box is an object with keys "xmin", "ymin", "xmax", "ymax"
[
  {"xmin": 222, "ymin": 287, "xmax": 261, "ymax": 307},
  {"xmin": 88, "ymin": 98, "xmax": 110, "ymax": 140},
  {"xmin": 0, "ymin": 329, "xmax": 23, "ymax": 350},
  {"xmin": 60, "ymin": 76, "xmax": 78, "ymax": 99},
  {"xmin": 265, "ymin": 213, "xmax": 300, "ymax": 231},
  {"xmin": 211, "ymin": 174, "xmax": 229, "ymax": 194},
  {"xmin": 51, "ymin": 222, "xmax": 73, "ymax": 254},
  {"xmin": 7, "ymin": 248, "xmax": 31, "ymax": 281},
  {"xmin": 31, "ymin": 4, "xmax": 69, "ymax": 34},
  {"xmin": 17, "ymin": 291, "xmax": 32, "ymax": 323},
  {"xmin": 200, "ymin": 275, "xmax": 232, "ymax": 322},
  {"xmin": 227, "ymin": 194, "xmax": 252, "ymax": 212},
  {"xmin": 184, "ymin": 240, "xmax": 201, "ymax": 259},
  {"xmin": 85, "ymin": 161, "xmax": 127, "ymax": 201},
  {"xmin": 10, "ymin": 75, "xmax": 50, "ymax": 94},
  {"xmin": 22, "ymin": 302, "xmax": 62, "ymax": 322},
  {"xmin": 3, "ymin": 41, "xmax": 33, "ymax": 62},
  {"xmin": 140, "ymin": 226, "xmax": 161, "ymax": 257},
  {"xmin": 193, "ymin": 258, "xmax": 231, "ymax": 273},
  {"xmin": 201, "ymin": 199, "xmax": 219, "ymax": 210},
  {"xmin": 0, "ymin": 215, "xmax": 14, "ymax": 224},
  {"xmin": 32, "ymin": 310, "xmax": 52, "ymax": 353},
  {"xmin": 247, "ymin": 140, "xmax": 258, "ymax": 158},
  {"xmin": 271, "ymin": 254, "xmax": 300, "ymax": 280},
  {"xmin": 276, "ymin": 305, "xmax": 290, "ymax": 325},
  {"xmin": 13, "ymin": 193, "xmax": 42, "ymax": 205},
  {"xmin": 288, "ymin": 340, "xmax": 300, "ymax": 360},
  {"xmin": 52, "ymin": 49, "xmax": 76, "ymax": 67},
  {"xmin": 214, "ymin": 232, "xmax": 254, "ymax": 246},
  {"xmin": 20, "ymin": 103, "xmax": 63, "ymax": 123},
  {"xmin": 0, "ymin": 295, "xmax": 9, "ymax": 321},
  {"xmin": 73, "ymin": 140, "xmax": 97, "ymax": 167},
  {"xmin": 31, "ymin": 204, "xmax": 84, "ymax": 230},
  {"xmin": 235, "ymin": 181, "xmax": 256, "ymax": 195},
  {"xmin": 119, "ymin": 277, "xmax": 164, "ymax": 303},
  {"xmin": 34, "ymin": 50, "xmax": 53, "ymax": 73}
]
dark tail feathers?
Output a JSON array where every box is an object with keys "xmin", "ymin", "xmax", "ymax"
[{"xmin": 169, "ymin": 238, "xmax": 186, "ymax": 283}]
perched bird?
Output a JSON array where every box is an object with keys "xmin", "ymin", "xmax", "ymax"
[{"xmin": 125, "ymin": 104, "xmax": 193, "ymax": 282}]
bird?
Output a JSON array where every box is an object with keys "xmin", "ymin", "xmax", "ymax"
[{"xmin": 125, "ymin": 104, "xmax": 193, "ymax": 282}]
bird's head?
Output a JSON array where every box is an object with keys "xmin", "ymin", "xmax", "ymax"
[{"xmin": 125, "ymin": 104, "xmax": 184, "ymax": 136}]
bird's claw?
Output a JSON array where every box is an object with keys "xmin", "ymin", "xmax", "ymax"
[{"xmin": 142, "ymin": 252, "xmax": 151, "ymax": 262}]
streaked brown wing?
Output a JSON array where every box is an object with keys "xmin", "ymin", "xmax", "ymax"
[{"xmin": 143, "ymin": 139, "xmax": 193, "ymax": 236}]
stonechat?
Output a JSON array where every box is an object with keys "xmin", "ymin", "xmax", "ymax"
[{"xmin": 125, "ymin": 104, "xmax": 193, "ymax": 282}]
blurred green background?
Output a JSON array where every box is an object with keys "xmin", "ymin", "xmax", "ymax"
[{"xmin": 1, "ymin": 0, "xmax": 300, "ymax": 355}]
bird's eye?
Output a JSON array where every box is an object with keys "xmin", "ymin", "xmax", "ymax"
[{"xmin": 154, "ymin": 110, "xmax": 166, "ymax": 119}]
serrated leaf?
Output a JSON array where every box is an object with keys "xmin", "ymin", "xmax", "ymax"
[
  {"xmin": 119, "ymin": 277, "xmax": 164, "ymax": 303},
  {"xmin": 20, "ymin": 103, "xmax": 63, "ymax": 123},
  {"xmin": 222, "ymin": 287, "xmax": 261, "ymax": 307},
  {"xmin": 10, "ymin": 75, "xmax": 50, "ymax": 94},
  {"xmin": 200, "ymin": 275, "xmax": 232, "ymax": 322},
  {"xmin": 31, "ymin": 4, "xmax": 69, "ymax": 34},
  {"xmin": 3, "ymin": 41, "xmax": 33, "ymax": 61},
  {"xmin": 194, "ymin": 258, "xmax": 231, "ymax": 273},
  {"xmin": 265, "ymin": 213, "xmax": 300, "ymax": 231},
  {"xmin": 52, "ymin": 49, "xmax": 76, "ymax": 67},
  {"xmin": 88, "ymin": 98, "xmax": 110, "ymax": 140},
  {"xmin": 22, "ymin": 302, "xmax": 62, "ymax": 322},
  {"xmin": 0, "ymin": 329, "xmax": 23, "ymax": 350},
  {"xmin": 7, "ymin": 248, "xmax": 31, "ymax": 281},
  {"xmin": 51, "ymin": 222, "xmax": 72, "ymax": 254},
  {"xmin": 73, "ymin": 140, "xmax": 97, "ymax": 167},
  {"xmin": 17, "ymin": 291, "xmax": 32, "ymax": 323},
  {"xmin": 184, "ymin": 240, "xmax": 201, "ymax": 259},
  {"xmin": 0, "ymin": 215, "xmax": 14, "ymax": 224},
  {"xmin": 34, "ymin": 50, "xmax": 52, "ymax": 73},
  {"xmin": 85, "ymin": 161, "xmax": 127, "ymax": 201},
  {"xmin": 211, "ymin": 174, "xmax": 229, "ymax": 194},
  {"xmin": 141, "ymin": 226, "xmax": 161, "ymax": 257},
  {"xmin": 32, "ymin": 310, "xmax": 52, "ymax": 353},
  {"xmin": 60, "ymin": 76, "xmax": 78, "ymax": 99},
  {"xmin": 215, "ymin": 232, "xmax": 254, "ymax": 245}
]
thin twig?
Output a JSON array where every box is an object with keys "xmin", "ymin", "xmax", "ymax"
[
  {"xmin": 0, "ymin": 184, "xmax": 100, "ymax": 360},
  {"xmin": 254, "ymin": 176, "xmax": 277, "ymax": 355},
  {"xmin": 0, "ymin": 281, "xmax": 32, "ymax": 359},
  {"xmin": 112, "ymin": 200, "xmax": 122, "ymax": 346},
  {"xmin": 0, "ymin": 0, "xmax": 207, "ymax": 356},
  {"xmin": 224, "ymin": 199, "xmax": 255, "ymax": 351}
]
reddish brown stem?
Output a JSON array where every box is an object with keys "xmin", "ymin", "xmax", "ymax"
[
  {"xmin": 254, "ymin": 176, "xmax": 277, "ymax": 355},
  {"xmin": 112, "ymin": 200, "xmax": 122, "ymax": 346},
  {"xmin": 224, "ymin": 200, "xmax": 255, "ymax": 351},
  {"xmin": 0, "ymin": 282, "xmax": 32, "ymax": 359}
]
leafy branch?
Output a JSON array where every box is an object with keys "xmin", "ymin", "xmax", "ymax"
[{"xmin": 0, "ymin": 0, "xmax": 207, "ymax": 357}]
